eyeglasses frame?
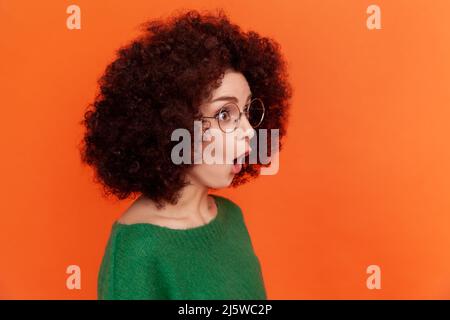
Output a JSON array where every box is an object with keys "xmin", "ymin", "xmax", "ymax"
[{"xmin": 199, "ymin": 97, "xmax": 265, "ymax": 133}]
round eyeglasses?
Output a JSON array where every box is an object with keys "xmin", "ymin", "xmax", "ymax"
[{"xmin": 200, "ymin": 98, "xmax": 265, "ymax": 133}]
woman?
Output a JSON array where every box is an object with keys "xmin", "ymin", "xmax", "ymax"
[{"xmin": 80, "ymin": 8, "xmax": 292, "ymax": 299}]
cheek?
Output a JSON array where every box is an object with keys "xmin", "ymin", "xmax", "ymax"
[
  {"xmin": 201, "ymin": 130, "xmax": 237, "ymax": 163},
  {"xmin": 190, "ymin": 163, "xmax": 233, "ymax": 188}
]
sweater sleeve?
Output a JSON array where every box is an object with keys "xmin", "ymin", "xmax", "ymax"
[{"xmin": 97, "ymin": 227, "xmax": 168, "ymax": 300}]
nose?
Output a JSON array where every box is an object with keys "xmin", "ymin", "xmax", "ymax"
[{"xmin": 238, "ymin": 113, "xmax": 255, "ymax": 141}]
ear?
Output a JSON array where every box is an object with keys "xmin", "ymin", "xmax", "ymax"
[
  {"xmin": 203, "ymin": 127, "xmax": 212, "ymax": 141},
  {"xmin": 202, "ymin": 120, "xmax": 211, "ymax": 141}
]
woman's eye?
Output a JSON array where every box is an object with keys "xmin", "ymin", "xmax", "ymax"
[{"xmin": 217, "ymin": 110, "xmax": 230, "ymax": 121}]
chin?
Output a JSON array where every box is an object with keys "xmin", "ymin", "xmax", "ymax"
[
  {"xmin": 207, "ymin": 174, "xmax": 234, "ymax": 189},
  {"xmin": 189, "ymin": 164, "xmax": 235, "ymax": 189}
]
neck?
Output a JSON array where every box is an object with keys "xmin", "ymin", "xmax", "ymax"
[{"xmin": 138, "ymin": 180, "xmax": 215, "ymax": 223}]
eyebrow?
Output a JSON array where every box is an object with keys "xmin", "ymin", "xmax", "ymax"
[{"xmin": 210, "ymin": 93, "xmax": 252, "ymax": 104}]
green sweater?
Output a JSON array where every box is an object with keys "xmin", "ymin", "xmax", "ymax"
[{"xmin": 97, "ymin": 194, "xmax": 267, "ymax": 299}]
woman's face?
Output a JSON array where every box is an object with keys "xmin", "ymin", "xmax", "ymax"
[{"xmin": 187, "ymin": 69, "xmax": 255, "ymax": 189}]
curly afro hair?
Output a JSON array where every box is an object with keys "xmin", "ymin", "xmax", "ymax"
[{"xmin": 79, "ymin": 8, "xmax": 292, "ymax": 209}]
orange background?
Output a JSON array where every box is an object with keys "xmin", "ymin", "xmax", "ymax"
[{"xmin": 1, "ymin": 0, "xmax": 450, "ymax": 299}]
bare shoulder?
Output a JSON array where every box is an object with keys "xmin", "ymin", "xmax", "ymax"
[
  {"xmin": 116, "ymin": 196, "xmax": 191, "ymax": 229},
  {"xmin": 117, "ymin": 196, "xmax": 163, "ymax": 226},
  {"xmin": 117, "ymin": 194, "xmax": 218, "ymax": 230}
]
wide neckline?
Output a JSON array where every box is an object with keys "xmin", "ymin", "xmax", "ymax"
[{"xmin": 112, "ymin": 194, "xmax": 225, "ymax": 234}]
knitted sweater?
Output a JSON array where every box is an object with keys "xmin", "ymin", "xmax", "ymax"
[{"xmin": 97, "ymin": 194, "xmax": 267, "ymax": 299}]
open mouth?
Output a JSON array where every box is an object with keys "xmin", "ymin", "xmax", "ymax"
[
  {"xmin": 231, "ymin": 159, "xmax": 242, "ymax": 174},
  {"xmin": 231, "ymin": 149, "xmax": 251, "ymax": 174},
  {"xmin": 233, "ymin": 150, "xmax": 250, "ymax": 164}
]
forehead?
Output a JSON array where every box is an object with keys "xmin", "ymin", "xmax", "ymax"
[
  {"xmin": 210, "ymin": 69, "xmax": 251, "ymax": 99},
  {"xmin": 198, "ymin": 69, "xmax": 252, "ymax": 115}
]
